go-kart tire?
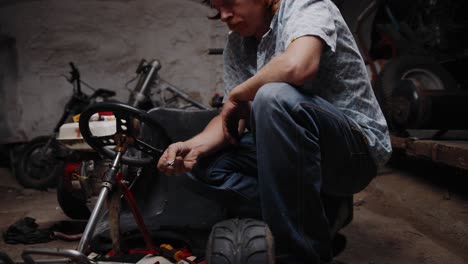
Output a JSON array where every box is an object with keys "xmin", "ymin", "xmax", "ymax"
[
  {"xmin": 15, "ymin": 136, "xmax": 65, "ymax": 189},
  {"xmin": 205, "ymin": 218, "xmax": 275, "ymax": 264},
  {"xmin": 56, "ymin": 163, "xmax": 90, "ymax": 220},
  {"xmin": 374, "ymin": 56, "xmax": 457, "ymax": 132}
]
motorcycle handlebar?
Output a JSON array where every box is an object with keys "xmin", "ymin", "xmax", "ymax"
[
  {"xmin": 136, "ymin": 59, "xmax": 147, "ymax": 74},
  {"xmin": 69, "ymin": 62, "xmax": 82, "ymax": 94},
  {"xmin": 69, "ymin": 62, "xmax": 80, "ymax": 79}
]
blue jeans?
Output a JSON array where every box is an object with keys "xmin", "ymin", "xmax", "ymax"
[{"xmin": 186, "ymin": 83, "xmax": 376, "ymax": 263}]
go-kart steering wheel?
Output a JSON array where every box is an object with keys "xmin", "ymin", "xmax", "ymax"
[{"xmin": 79, "ymin": 102, "xmax": 170, "ymax": 166}]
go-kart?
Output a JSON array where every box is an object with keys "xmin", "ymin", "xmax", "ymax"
[
  {"xmin": 1, "ymin": 101, "xmax": 353, "ymax": 264},
  {"xmin": 2, "ymin": 102, "xmax": 275, "ymax": 264}
]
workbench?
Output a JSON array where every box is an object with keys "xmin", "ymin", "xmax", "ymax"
[{"xmin": 391, "ymin": 132, "xmax": 468, "ymax": 170}]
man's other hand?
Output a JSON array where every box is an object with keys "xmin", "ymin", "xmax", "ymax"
[{"xmin": 157, "ymin": 142, "xmax": 200, "ymax": 176}]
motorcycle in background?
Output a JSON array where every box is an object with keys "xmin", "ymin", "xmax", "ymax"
[{"xmin": 13, "ymin": 63, "xmax": 116, "ymax": 190}]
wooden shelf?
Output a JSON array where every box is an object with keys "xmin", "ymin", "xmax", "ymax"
[{"xmin": 391, "ymin": 135, "xmax": 468, "ymax": 170}]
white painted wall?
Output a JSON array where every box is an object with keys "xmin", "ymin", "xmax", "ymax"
[
  {"xmin": 0, "ymin": 0, "xmax": 227, "ymax": 142},
  {"xmin": 0, "ymin": 0, "xmax": 376, "ymax": 143}
]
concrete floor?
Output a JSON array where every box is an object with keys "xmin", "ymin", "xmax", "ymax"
[{"xmin": 0, "ymin": 161, "xmax": 468, "ymax": 263}]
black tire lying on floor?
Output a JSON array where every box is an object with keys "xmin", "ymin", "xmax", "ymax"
[{"xmin": 205, "ymin": 218, "xmax": 275, "ymax": 264}]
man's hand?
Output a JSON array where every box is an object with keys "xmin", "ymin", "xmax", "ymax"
[
  {"xmin": 220, "ymin": 97, "xmax": 250, "ymax": 145},
  {"xmin": 157, "ymin": 142, "xmax": 200, "ymax": 176}
]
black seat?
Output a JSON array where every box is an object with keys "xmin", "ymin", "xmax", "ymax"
[
  {"xmin": 145, "ymin": 107, "xmax": 354, "ymax": 236},
  {"xmin": 146, "ymin": 107, "xmax": 219, "ymax": 143}
]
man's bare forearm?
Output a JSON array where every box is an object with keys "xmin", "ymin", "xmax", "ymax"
[{"xmin": 185, "ymin": 115, "xmax": 230, "ymax": 157}]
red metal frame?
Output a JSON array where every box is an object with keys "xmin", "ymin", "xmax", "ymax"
[{"xmin": 115, "ymin": 172, "xmax": 159, "ymax": 255}]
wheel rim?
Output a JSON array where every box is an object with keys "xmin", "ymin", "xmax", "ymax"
[
  {"xmin": 402, "ymin": 68, "xmax": 445, "ymax": 91},
  {"xmin": 388, "ymin": 68, "xmax": 442, "ymax": 129}
]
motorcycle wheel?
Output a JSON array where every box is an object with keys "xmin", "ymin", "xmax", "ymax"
[
  {"xmin": 15, "ymin": 136, "xmax": 65, "ymax": 189},
  {"xmin": 375, "ymin": 56, "xmax": 458, "ymax": 132},
  {"xmin": 205, "ymin": 218, "xmax": 275, "ymax": 264},
  {"xmin": 57, "ymin": 162, "xmax": 91, "ymax": 220}
]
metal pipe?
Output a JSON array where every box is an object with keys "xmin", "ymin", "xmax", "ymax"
[
  {"xmin": 21, "ymin": 248, "xmax": 93, "ymax": 264},
  {"xmin": 104, "ymin": 151, "xmax": 124, "ymax": 183},
  {"xmin": 25, "ymin": 259, "xmax": 70, "ymax": 264},
  {"xmin": 76, "ymin": 186, "xmax": 110, "ymax": 253},
  {"xmin": 161, "ymin": 82, "xmax": 209, "ymax": 109},
  {"xmin": 384, "ymin": 5, "xmax": 400, "ymax": 32},
  {"xmin": 77, "ymin": 151, "xmax": 123, "ymax": 252},
  {"xmin": 132, "ymin": 60, "xmax": 161, "ymax": 108}
]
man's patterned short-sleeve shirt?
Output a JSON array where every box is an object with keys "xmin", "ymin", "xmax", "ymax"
[{"xmin": 223, "ymin": 0, "xmax": 392, "ymax": 167}]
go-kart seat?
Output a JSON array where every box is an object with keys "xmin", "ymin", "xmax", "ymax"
[
  {"xmin": 146, "ymin": 107, "xmax": 220, "ymax": 143},
  {"xmin": 145, "ymin": 107, "xmax": 353, "ymax": 238}
]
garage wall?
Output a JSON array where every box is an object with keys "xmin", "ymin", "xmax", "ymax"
[
  {"xmin": 0, "ymin": 0, "xmax": 227, "ymax": 143},
  {"xmin": 0, "ymin": 36, "xmax": 25, "ymax": 143}
]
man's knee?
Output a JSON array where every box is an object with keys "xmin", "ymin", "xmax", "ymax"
[{"xmin": 252, "ymin": 82, "xmax": 296, "ymax": 113}]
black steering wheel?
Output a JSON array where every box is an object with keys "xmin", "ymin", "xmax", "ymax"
[{"xmin": 79, "ymin": 102, "xmax": 170, "ymax": 166}]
